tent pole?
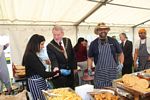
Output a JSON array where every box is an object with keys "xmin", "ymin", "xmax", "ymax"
[
  {"xmin": 90, "ymin": 0, "xmax": 150, "ymax": 10},
  {"xmin": 75, "ymin": 25, "xmax": 79, "ymax": 44},
  {"xmin": 132, "ymin": 27, "xmax": 135, "ymax": 43},
  {"xmin": 74, "ymin": 0, "xmax": 109, "ymax": 26},
  {"xmin": 132, "ymin": 19, "xmax": 150, "ymax": 28}
]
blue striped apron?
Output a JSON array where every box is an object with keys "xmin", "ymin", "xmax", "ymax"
[
  {"xmin": 94, "ymin": 39, "xmax": 117, "ymax": 88},
  {"xmin": 138, "ymin": 42, "xmax": 150, "ymax": 71},
  {"xmin": 28, "ymin": 75, "xmax": 47, "ymax": 100}
]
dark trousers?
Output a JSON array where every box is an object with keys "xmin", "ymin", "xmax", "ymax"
[
  {"xmin": 122, "ymin": 63, "xmax": 133, "ymax": 75},
  {"xmin": 52, "ymin": 73, "xmax": 74, "ymax": 89}
]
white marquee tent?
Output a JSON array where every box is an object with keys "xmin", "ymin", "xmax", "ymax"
[
  {"xmin": 1, "ymin": 0, "xmax": 150, "ymax": 26},
  {"xmin": 0, "ymin": 0, "xmax": 150, "ymax": 66}
]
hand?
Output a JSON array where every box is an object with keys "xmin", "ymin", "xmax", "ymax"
[
  {"xmin": 47, "ymin": 77, "xmax": 52, "ymax": 80},
  {"xmin": 117, "ymin": 64, "xmax": 123, "ymax": 72},
  {"xmin": 53, "ymin": 73, "xmax": 59, "ymax": 77},
  {"xmin": 88, "ymin": 68, "xmax": 92, "ymax": 76},
  {"xmin": 73, "ymin": 69, "xmax": 78, "ymax": 74},
  {"xmin": 60, "ymin": 69, "xmax": 71, "ymax": 76},
  {"xmin": 53, "ymin": 67, "xmax": 59, "ymax": 72}
]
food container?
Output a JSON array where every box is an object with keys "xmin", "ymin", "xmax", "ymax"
[
  {"xmin": 75, "ymin": 84, "xmax": 94, "ymax": 100},
  {"xmin": 137, "ymin": 72, "xmax": 150, "ymax": 81},
  {"xmin": 12, "ymin": 65, "xmax": 26, "ymax": 78},
  {"xmin": 113, "ymin": 75, "xmax": 150, "ymax": 100},
  {"xmin": 43, "ymin": 87, "xmax": 82, "ymax": 100},
  {"xmin": 135, "ymin": 69, "xmax": 150, "ymax": 81},
  {"xmin": 87, "ymin": 88, "xmax": 119, "ymax": 100}
]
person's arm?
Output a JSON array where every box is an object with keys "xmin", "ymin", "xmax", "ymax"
[
  {"xmin": 114, "ymin": 38, "xmax": 124, "ymax": 64},
  {"xmin": 118, "ymin": 52, "xmax": 124, "ymax": 65},
  {"xmin": 87, "ymin": 57, "xmax": 93, "ymax": 75},
  {"xmin": 87, "ymin": 40, "xmax": 95, "ymax": 69},
  {"xmin": 46, "ymin": 44, "xmax": 59, "ymax": 70},
  {"xmin": 133, "ymin": 40, "xmax": 139, "ymax": 69},
  {"xmin": 134, "ymin": 48, "xmax": 139, "ymax": 69},
  {"xmin": 87, "ymin": 57, "xmax": 93, "ymax": 69},
  {"xmin": 26, "ymin": 53, "xmax": 59, "ymax": 78},
  {"xmin": 0, "ymin": 45, "xmax": 3, "ymax": 57},
  {"xmin": 87, "ymin": 41, "xmax": 95, "ymax": 75}
]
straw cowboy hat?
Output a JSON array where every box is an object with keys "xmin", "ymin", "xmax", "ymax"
[{"xmin": 94, "ymin": 22, "xmax": 110, "ymax": 35}]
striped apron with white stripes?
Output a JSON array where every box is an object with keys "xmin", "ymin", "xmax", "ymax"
[
  {"xmin": 94, "ymin": 39, "xmax": 117, "ymax": 88},
  {"xmin": 28, "ymin": 75, "xmax": 47, "ymax": 100},
  {"xmin": 137, "ymin": 42, "xmax": 150, "ymax": 71}
]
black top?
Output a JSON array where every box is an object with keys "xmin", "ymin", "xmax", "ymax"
[
  {"xmin": 22, "ymin": 52, "xmax": 58, "ymax": 79},
  {"xmin": 47, "ymin": 37, "xmax": 77, "ymax": 70},
  {"xmin": 121, "ymin": 40, "xmax": 133, "ymax": 64}
]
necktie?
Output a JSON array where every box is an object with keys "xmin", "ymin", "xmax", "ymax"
[
  {"xmin": 122, "ymin": 42, "xmax": 124, "ymax": 48},
  {"xmin": 59, "ymin": 42, "xmax": 68, "ymax": 59},
  {"xmin": 59, "ymin": 42, "xmax": 64, "ymax": 51}
]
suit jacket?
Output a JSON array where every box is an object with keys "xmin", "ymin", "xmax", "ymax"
[
  {"xmin": 47, "ymin": 37, "xmax": 77, "ymax": 70},
  {"xmin": 121, "ymin": 40, "xmax": 133, "ymax": 65}
]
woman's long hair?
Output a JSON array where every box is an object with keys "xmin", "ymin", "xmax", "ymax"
[
  {"xmin": 22, "ymin": 34, "xmax": 45, "ymax": 65},
  {"xmin": 74, "ymin": 37, "xmax": 84, "ymax": 52}
]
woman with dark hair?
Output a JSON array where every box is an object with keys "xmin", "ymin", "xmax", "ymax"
[
  {"xmin": 74, "ymin": 37, "xmax": 88, "ymax": 85},
  {"xmin": 22, "ymin": 34, "xmax": 59, "ymax": 100}
]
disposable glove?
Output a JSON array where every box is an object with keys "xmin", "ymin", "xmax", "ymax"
[
  {"xmin": 60, "ymin": 69, "xmax": 71, "ymax": 76},
  {"xmin": 117, "ymin": 64, "xmax": 123, "ymax": 73},
  {"xmin": 88, "ymin": 68, "xmax": 92, "ymax": 76}
]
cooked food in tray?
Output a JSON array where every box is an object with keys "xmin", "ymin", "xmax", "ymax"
[
  {"xmin": 144, "ymin": 69, "xmax": 150, "ymax": 74},
  {"xmin": 45, "ymin": 88, "xmax": 81, "ymax": 100},
  {"xmin": 93, "ymin": 92, "xmax": 119, "ymax": 100},
  {"xmin": 121, "ymin": 74, "xmax": 150, "ymax": 92},
  {"xmin": 88, "ymin": 89, "xmax": 119, "ymax": 100}
]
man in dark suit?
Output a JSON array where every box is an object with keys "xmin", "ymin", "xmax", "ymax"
[
  {"xmin": 47, "ymin": 25, "xmax": 77, "ymax": 89},
  {"xmin": 119, "ymin": 33, "xmax": 133, "ymax": 75}
]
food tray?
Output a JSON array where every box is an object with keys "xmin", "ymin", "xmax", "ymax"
[
  {"xmin": 88, "ymin": 88, "xmax": 119, "ymax": 100},
  {"xmin": 113, "ymin": 79, "xmax": 150, "ymax": 97},
  {"xmin": 43, "ymin": 87, "xmax": 82, "ymax": 100}
]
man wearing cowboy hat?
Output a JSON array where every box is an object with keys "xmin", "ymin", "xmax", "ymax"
[
  {"xmin": 87, "ymin": 22, "xmax": 124, "ymax": 88},
  {"xmin": 134, "ymin": 28, "xmax": 150, "ymax": 71}
]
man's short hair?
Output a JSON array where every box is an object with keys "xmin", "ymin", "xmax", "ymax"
[
  {"xmin": 52, "ymin": 25, "xmax": 63, "ymax": 32},
  {"xmin": 121, "ymin": 33, "xmax": 127, "ymax": 39}
]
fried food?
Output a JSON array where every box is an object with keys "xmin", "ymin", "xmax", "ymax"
[
  {"xmin": 144, "ymin": 69, "xmax": 150, "ymax": 74},
  {"xmin": 47, "ymin": 88, "xmax": 81, "ymax": 100},
  {"xmin": 94, "ymin": 92, "xmax": 119, "ymax": 100},
  {"xmin": 122, "ymin": 74, "xmax": 150, "ymax": 92},
  {"xmin": 135, "ymin": 79, "xmax": 149, "ymax": 89},
  {"xmin": 122, "ymin": 74, "xmax": 139, "ymax": 87}
]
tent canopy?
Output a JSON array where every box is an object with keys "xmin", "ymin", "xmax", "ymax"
[{"xmin": 0, "ymin": 0, "xmax": 150, "ymax": 27}]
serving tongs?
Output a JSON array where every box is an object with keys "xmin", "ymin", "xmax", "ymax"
[{"xmin": 42, "ymin": 90, "xmax": 62, "ymax": 97}]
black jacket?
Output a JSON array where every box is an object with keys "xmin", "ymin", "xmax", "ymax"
[
  {"xmin": 121, "ymin": 40, "xmax": 133, "ymax": 65},
  {"xmin": 47, "ymin": 37, "xmax": 77, "ymax": 70},
  {"xmin": 22, "ymin": 52, "xmax": 58, "ymax": 78}
]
